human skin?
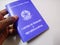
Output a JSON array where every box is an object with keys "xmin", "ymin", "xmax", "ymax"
[{"xmin": 0, "ymin": 9, "xmax": 18, "ymax": 45}]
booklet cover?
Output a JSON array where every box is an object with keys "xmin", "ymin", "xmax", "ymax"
[{"xmin": 6, "ymin": 0, "xmax": 49, "ymax": 42}]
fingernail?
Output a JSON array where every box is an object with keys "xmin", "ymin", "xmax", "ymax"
[{"xmin": 12, "ymin": 15, "xmax": 18, "ymax": 20}]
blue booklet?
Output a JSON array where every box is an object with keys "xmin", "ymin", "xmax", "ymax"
[{"xmin": 6, "ymin": 0, "xmax": 49, "ymax": 42}]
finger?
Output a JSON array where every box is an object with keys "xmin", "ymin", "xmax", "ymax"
[
  {"xmin": 0, "ymin": 14, "xmax": 4, "ymax": 20},
  {"xmin": 9, "ymin": 29, "xmax": 17, "ymax": 35},
  {"xmin": 0, "ymin": 9, "xmax": 8, "ymax": 16},
  {"xmin": 8, "ymin": 24, "xmax": 17, "ymax": 34},
  {"xmin": 0, "ymin": 16, "xmax": 18, "ymax": 30}
]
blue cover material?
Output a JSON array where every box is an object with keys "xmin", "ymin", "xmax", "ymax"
[{"xmin": 6, "ymin": 0, "xmax": 49, "ymax": 42}]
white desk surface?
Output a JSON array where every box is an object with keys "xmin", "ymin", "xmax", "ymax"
[{"xmin": 0, "ymin": 0, "xmax": 60, "ymax": 45}]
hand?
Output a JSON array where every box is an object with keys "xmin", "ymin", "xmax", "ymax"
[{"xmin": 0, "ymin": 9, "xmax": 18, "ymax": 45}]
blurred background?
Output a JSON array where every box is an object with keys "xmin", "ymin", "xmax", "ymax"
[{"xmin": 0, "ymin": 0, "xmax": 60, "ymax": 45}]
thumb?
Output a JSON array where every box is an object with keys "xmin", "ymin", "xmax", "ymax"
[{"xmin": 0, "ymin": 16, "xmax": 18, "ymax": 30}]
